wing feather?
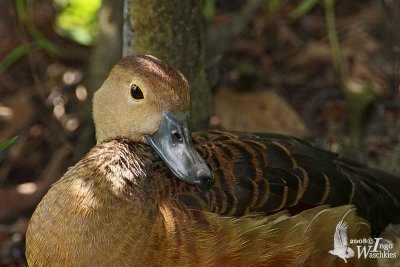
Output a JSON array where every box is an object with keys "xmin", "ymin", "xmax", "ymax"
[{"xmin": 185, "ymin": 130, "xmax": 400, "ymax": 235}]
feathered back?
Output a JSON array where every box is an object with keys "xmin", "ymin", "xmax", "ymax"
[{"xmin": 186, "ymin": 130, "xmax": 400, "ymax": 236}]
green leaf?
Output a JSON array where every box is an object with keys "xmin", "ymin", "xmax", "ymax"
[
  {"xmin": 0, "ymin": 44, "xmax": 31, "ymax": 73},
  {"xmin": 289, "ymin": 0, "xmax": 319, "ymax": 20},
  {"xmin": 0, "ymin": 136, "xmax": 18, "ymax": 152},
  {"xmin": 15, "ymin": 0, "xmax": 28, "ymax": 22},
  {"xmin": 54, "ymin": 0, "xmax": 101, "ymax": 45},
  {"xmin": 15, "ymin": 0, "xmax": 58, "ymax": 56},
  {"xmin": 203, "ymin": 0, "xmax": 216, "ymax": 20},
  {"xmin": 28, "ymin": 25, "xmax": 58, "ymax": 55},
  {"xmin": 265, "ymin": 0, "xmax": 282, "ymax": 13}
]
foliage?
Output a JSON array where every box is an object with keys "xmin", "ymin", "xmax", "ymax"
[
  {"xmin": 54, "ymin": 0, "xmax": 101, "ymax": 45},
  {"xmin": 1, "ymin": 0, "xmax": 58, "ymax": 73},
  {"xmin": 0, "ymin": 136, "xmax": 18, "ymax": 152},
  {"xmin": 203, "ymin": 0, "xmax": 216, "ymax": 20},
  {"xmin": 0, "ymin": 44, "xmax": 31, "ymax": 72},
  {"xmin": 265, "ymin": 0, "xmax": 319, "ymax": 18},
  {"xmin": 266, "ymin": 0, "xmax": 376, "ymax": 144},
  {"xmin": 321, "ymin": 0, "xmax": 377, "ymax": 144},
  {"xmin": 344, "ymin": 82, "xmax": 375, "ymax": 144},
  {"xmin": 289, "ymin": 0, "xmax": 319, "ymax": 19},
  {"xmin": 16, "ymin": 0, "xmax": 58, "ymax": 55},
  {"xmin": 265, "ymin": 0, "xmax": 282, "ymax": 13},
  {"xmin": 2, "ymin": 0, "xmax": 99, "ymax": 72}
]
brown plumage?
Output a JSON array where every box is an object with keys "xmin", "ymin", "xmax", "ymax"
[
  {"xmin": 191, "ymin": 131, "xmax": 400, "ymax": 236},
  {"xmin": 26, "ymin": 55, "xmax": 399, "ymax": 266}
]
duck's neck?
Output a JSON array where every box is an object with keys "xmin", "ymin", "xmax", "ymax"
[
  {"xmin": 28, "ymin": 139, "xmax": 163, "ymax": 266},
  {"xmin": 89, "ymin": 138, "xmax": 157, "ymax": 201}
]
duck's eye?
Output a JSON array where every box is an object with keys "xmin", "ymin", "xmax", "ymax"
[{"xmin": 130, "ymin": 84, "xmax": 144, "ymax": 100}]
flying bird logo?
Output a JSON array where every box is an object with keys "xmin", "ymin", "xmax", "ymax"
[{"xmin": 329, "ymin": 220, "xmax": 355, "ymax": 263}]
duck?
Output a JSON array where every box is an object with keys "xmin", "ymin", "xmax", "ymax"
[{"xmin": 25, "ymin": 55, "xmax": 400, "ymax": 267}]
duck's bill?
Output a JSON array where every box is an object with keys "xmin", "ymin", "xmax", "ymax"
[{"xmin": 144, "ymin": 111, "xmax": 214, "ymax": 192}]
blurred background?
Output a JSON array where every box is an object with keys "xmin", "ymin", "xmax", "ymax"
[{"xmin": 1, "ymin": 0, "xmax": 400, "ymax": 265}]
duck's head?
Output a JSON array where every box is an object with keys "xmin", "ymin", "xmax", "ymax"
[{"xmin": 93, "ymin": 55, "xmax": 214, "ymax": 192}]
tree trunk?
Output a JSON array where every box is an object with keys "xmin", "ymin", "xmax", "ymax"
[
  {"xmin": 87, "ymin": 0, "xmax": 124, "ymax": 95},
  {"xmin": 84, "ymin": 0, "xmax": 124, "ymax": 153},
  {"xmin": 129, "ymin": 0, "xmax": 211, "ymax": 130}
]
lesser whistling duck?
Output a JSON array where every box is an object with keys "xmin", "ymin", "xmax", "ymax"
[{"xmin": 26, "ymin": 55, "xmax": 400, "ymax": 267}]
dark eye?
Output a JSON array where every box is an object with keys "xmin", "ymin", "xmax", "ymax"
[{"xmin": 130, "ymin": 84, "xmax": 144, "ymax": 100}]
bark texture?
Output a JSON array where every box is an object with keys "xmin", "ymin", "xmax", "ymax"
[
  {"xmin": 84, "ymin": 0, "xmax": 124, "ymax": 150},
  {"xmin": 87, "ymin": 0, "xmax": 124, "ymax": 95},
  {"xmin": 130, "ymin": 0, "xmax": 211, "ymax": 130}
]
